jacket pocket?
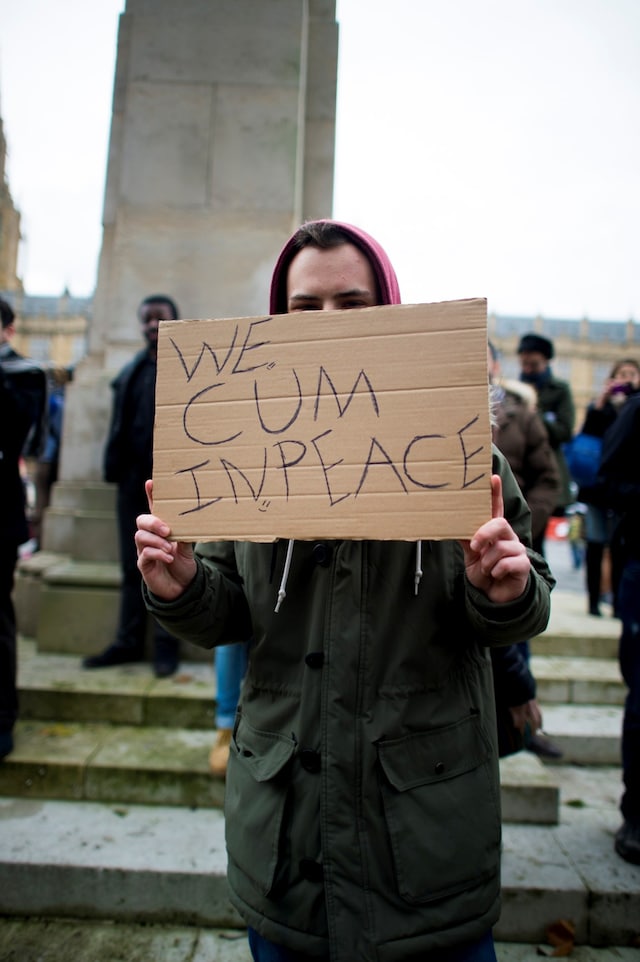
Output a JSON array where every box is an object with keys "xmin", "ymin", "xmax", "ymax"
[
  {"xmin": 224, "ymin": 715, "xmax": 297, "ymax": 897},
  {"xmin": 377, "ymin": 713, "xmax": 500, "ymax": 904}
]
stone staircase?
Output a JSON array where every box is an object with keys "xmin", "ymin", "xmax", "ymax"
[{"xmin": 1, "ymin": 587, "xmax": 639, "ymax": 956}]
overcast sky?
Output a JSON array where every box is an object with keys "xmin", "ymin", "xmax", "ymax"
[{"xmin": 1, "ymin": 0, "xmax": 638, "ymax": 320}]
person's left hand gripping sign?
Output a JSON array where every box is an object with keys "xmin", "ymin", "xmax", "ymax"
[{"xmin": 461, "ymin": 474, "xmax": 530, "ymax": 604}]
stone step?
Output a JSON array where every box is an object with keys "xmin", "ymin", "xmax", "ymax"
[
  {"xmin": 17, "ymin": 642, "xmax": 624, "ymax": 737},
  {"xmin": 499, "ymin": 752, "xmax": 559, "ymax": 825},
  {"xmin": 531, "ymin": 655, "xmax": 625, "ymax": 706},
  {"xmin": 0, "ymin": 918, "xmax": 253, "ymax": 962},
  {"xmin": 0, "ymin": 921, "xmax": 638, "ymax": 962},
  {"xmin": 0, "ymin": 769, "xmax": 637, "ymax": 948},
  {"xmin": 0, "ymin": 718, "xmax": 558, "ymax": 825},
  {"xmin": 17, "ymin": 638, "xmax": 215, "ymax": 728},
  {"xmin": 537, "ymin": 704, "xmax": 623, "ymax": 766},
  {"xmin": 0, "ymin": 719, "xmax": 225, "ymax": 811},
  {"xmin": 532, "ymin": 632, "xmax": 619, "ymax": 660},
  {"xmin": 533, "ymin": 589, "xmax": 620, "ymax": 660}
]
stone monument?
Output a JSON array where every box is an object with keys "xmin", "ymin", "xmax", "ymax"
[{"xmin": 17, "ymin": 0, "xmax": 338, "ymax": 653}]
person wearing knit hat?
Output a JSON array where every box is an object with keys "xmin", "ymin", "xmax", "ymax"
[
  {"xmin": 136, "ymin": 221, "xmax": 554, "ymax": 962},
  {"xmin": 517, "ymin": 333, "xmax": 554, "ymax": 360},
  {"xmin": 517, "ymin": 332, "xmax": 575, "ymax": 554}
]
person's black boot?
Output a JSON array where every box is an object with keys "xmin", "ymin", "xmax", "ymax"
[
  {"xmin": 0, "ymin": 730, "xmax": 14, "ymax": 761},
  {"xmin": 614, "ymin": 820, "xmax": 640, "ymax": 864},
  {"xmin": 153, "ymin": 635, "xmax": 179, "ymax": 678},
  {"xmin": 82, "ymin": 644, "xmax": 144, "ymax": 669}
]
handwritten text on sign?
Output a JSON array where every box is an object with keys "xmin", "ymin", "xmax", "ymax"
[{"xmin": 152, "ymin": 299, "xmax": 491, "ymax": 541}]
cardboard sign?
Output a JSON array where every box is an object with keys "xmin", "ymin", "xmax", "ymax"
[{"xmin": 152, "ymin": 298, "xmax": 491, "ymax": 542}]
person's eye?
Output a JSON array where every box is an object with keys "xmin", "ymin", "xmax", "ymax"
[{"xmin": 341, "ymin": 299, "xmax": 369, "ymax": 310}]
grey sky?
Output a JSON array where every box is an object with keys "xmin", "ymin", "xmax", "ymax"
[{"xmin": 1, "ymin": 0, "xmax": 638, "ymax": 320}]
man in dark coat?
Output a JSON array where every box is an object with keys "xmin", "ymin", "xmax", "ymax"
[
  {"xmin": 83, "ymin": 294, "xmax": 180, "ymax": 678},
  {"xmin": 517, "ymin": 333, "xmax": 575, "ymax": 554},
  {"xmin": 0, "ymin": 298, "xmax": 47, "ymax": 760},
  {"xmin": 599, "ymin": 393, "xmax": 640, "ymax": 864}
]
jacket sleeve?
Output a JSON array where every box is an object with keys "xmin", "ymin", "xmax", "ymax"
[
  {"xmin": 103, "ymin": 374, "xmax": 123, "ymax": 483},
  {"xmin": 520, "ymin": 412, "xmax": 560, "ymax": 540},
  {"xmin": 103, "ymin": 355, "xmax": 142, "ymax": 483},
  {"xmin": 581, "ymin": 402, "xmax": 617, "ymax": 438},
  {"xmin": 542, "ymin": 381, "xmax": 575, "ymax": 449},
  {"xmin": 142, "ymin": 540, "xmax": 253, "ymax": 650},
  {"xmin": 490, "ymin": 644, "xmax": 536, "ymax": 707},
  {"xmin": 463, "ymin": 446, "xmax": 555, "ymax": 645},
  {"xmin": 0, "ymin": 362, "xmax": 48, "ymax": 457},
  {"xmin": 598, "ymin": 396, "xmax": 640, "ymax": 511}
]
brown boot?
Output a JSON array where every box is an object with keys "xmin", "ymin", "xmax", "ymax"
[{"xmin": 209, "ymin": 728, "xmax": 232, "ymax": 777}]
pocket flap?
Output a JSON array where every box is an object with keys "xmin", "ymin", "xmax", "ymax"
[
  {"xmin": 232, "ymin": 717, "xmax": 297, "ymax": 782},
  {"xmin": 377, "ymin": 714, "xmax": 489, "ymax": 791}
]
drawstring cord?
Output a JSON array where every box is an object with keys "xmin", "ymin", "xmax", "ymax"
[
  {"xmin": 275, "ymin": 539, "xmax": 424, "ymax": 609},
  {"xmin": 414, "ymin": 540, "xmax": 423, "ymax": 595},
  {"xmin": 275, "ymin": 539, "xmax": 295, "ymax": 612}
]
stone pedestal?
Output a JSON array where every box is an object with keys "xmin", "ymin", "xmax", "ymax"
[{"xmin": 17, "ymin": 0, "xmax": 338, "ymax": 653}]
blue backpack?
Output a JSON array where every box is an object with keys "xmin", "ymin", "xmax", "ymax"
[{"xmin": 563, "ymin": 432, "xmax": 603, "ymax": 488}]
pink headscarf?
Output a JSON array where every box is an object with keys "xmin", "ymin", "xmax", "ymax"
[{"xmin": 269, "ymin": 219, "xmax": 402, "ymax": 314}]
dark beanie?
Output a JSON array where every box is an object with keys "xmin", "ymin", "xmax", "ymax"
[{"xmin": 517, "ymin": 333, "xmax": 554, "ymax": 359}]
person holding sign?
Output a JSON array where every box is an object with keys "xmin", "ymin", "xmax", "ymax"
[{"xmin": 135, "ymin": 221, "xmax": 554, "ymax": 962}]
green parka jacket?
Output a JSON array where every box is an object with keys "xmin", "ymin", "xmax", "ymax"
[{"xmin": 145, "ymin": 448, "xmax": 553, "ymax": 961}]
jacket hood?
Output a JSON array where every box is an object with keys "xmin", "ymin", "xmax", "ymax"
[
  {"xmin": 500, "ymin": 378, "xmax": 538, "ymax": 411},
  {"xmin": 268, "ymin": 220, "xmax": 405, "ymax": 610},
  {"xmin": 269, "ymin": 219, "xmax": 402, "ymax": 314}
]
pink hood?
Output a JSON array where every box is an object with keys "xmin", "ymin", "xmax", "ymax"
[{"xmin": 269, "ymin": 219, "xmax": 402, "ymax": 314}]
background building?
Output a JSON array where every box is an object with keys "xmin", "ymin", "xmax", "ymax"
[
  {"xmin": 0, "ymin": 112, "xmax": 90, "ymax": 369},
  {"xmin": 489, "ymin": 313, "xmax": 640, "ymax": 424}
]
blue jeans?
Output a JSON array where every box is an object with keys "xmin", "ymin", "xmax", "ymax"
[
  {"xmin": 617, "ymin": 559, "xmax": 640, "ymax": 821},
  {"xmin": 215, "ymin": 641, "xmax": 249, "ymax": 729},
  {"xmin": 248, "ymin": 927, "xmax": 497, "ymax": 962}
]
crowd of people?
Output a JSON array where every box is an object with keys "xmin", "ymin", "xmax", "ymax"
[{"xmin": 1, "ymin": 219, "xmax": 639, "ymax": 962}]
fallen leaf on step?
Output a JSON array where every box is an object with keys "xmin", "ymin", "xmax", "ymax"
[
  {"xmin": 537, "ymin": 919, "xmax": 576, "ymax": 956},
  {"xmin": 38, "ymin": 724, "xmax": 75, "ymax": 738}
]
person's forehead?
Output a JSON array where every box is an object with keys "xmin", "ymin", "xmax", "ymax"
[
  {"xmin": 140, "ymin": 300, "xmax": 172, "ymax": 317},
  {"xmin": 287, "ymin": 242, "xmax": 375, "ymax": 285}
]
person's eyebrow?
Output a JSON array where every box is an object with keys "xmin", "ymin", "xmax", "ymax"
[
  {"xmin": 335, "ymin": 287, "xmax": 375, "ymax": 299},
  {"xmin": 288, "ymin": 293, "xmax": 321, "ymax": 304},
  {"xmin": 289, "ymin": 288, "xmax": 374, "ymax": 303}
]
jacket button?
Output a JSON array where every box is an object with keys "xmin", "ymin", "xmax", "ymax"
[
  {"xmin": 299, "ymin": 857, "xmax": 324, "ymax": 882},
  {"xmin": 305, "ymin": 651, "xmax": 324, "ymax": 669},
  {"xmin": 434, "ymin": 761, "xmax": 445, "ymax": 775},
  {"xmin": 300, "ymin": 749, "xmax": 321, "ymax": 773},
  {"xmin": 311, "ymin": 543, "xmax": 332, "ymax": 566}
]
